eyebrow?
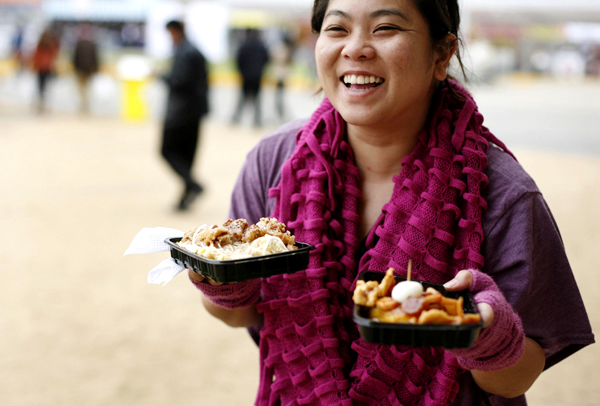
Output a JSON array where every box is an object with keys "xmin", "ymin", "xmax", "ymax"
[
  {"xmin": 370, "ymin": 9, "xmax": 411, "ymax": 22},
  {"xmin": 324, "ymin": 9, "xmax": 350, "ymax": 20},
  {"xmin": 324, "ymin": 9, "xmax": 411, "ymax": 23}
]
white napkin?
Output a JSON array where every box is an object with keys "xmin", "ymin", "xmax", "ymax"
[{"xmin": 124, "ymin": 227, "xmax": 185, "ymax": 286}]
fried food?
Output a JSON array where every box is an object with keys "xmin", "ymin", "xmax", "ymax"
[
  {"xmin": 353, "ymin": 268, "xmax": 481, "ymax": 325},
  {"xmin": 178, "ymin": 218, "xmax": 297, "ymax": 260},
  {"xmin": 353, "ymin": 280, "xmax": 380, "ymax": 307},
  {"xmin": 378, "ymin": 268, "xmax": 396, "ymax": 297}
]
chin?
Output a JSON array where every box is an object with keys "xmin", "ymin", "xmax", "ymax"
[{"xmin": 336, "ymin": 106, "xmax": 383, "ymax": 128}]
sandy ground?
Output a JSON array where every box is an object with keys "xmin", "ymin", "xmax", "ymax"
[{"xmin": 1, "ymin": 85, "xmax": 599, "ymax": 405}]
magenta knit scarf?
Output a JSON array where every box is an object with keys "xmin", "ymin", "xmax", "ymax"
[{"xmin": 260, "ymin": 80, "xmax": 513, "ymax": 406}]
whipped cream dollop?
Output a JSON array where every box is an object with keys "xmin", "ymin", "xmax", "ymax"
[{"xmin": 391, "ymin": 281, "xmax": 424, "ymax": 303}]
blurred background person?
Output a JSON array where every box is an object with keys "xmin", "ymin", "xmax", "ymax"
[
  {"xmin": 271, "ymin": 32, "xmax": 295, "ymax": 123},
  {"xmin": 160, "ymin": 20, "xmax": 209, "ymax": 211},
  {"xmin": 72, "ymin": 24, "xmax": 99, "ymax": 115},
  {"xmin": 11, "ymin": 24, "xmax": 25, "ymax": 73},
  {"xmin": 231, "ymin": 28, "xmax": 269, "ymax": 128},
  {"xmin": 31, "ymin": 29, "xmax": 60, "ymax": 114}
]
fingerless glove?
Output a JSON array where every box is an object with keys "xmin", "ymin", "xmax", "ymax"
[
  {"xmin": 448, "ymin": 269, "xmax": 525, "ymax": 371},
  {"xmin": 190, "ymin": 277, "xmax": 261, "ymax": 309}
]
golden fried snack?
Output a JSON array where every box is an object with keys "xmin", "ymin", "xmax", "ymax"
[
  {"xmin": 440, "ymin": 296, "xmax": 459, "ymax": 316},
  {"xmin": 181, "ymin": 218, "xmax": 296, "ymax": 249},
  {"xmin": 370, "ymin": 306, "xmax": 412, "ymax": 323},
  {"xmin": 193, "ymin": 225, "xmax": 229, "ymax": 246},
  {"xmin": 353, "ymin": 268, "xmax": 482, "ymax": 326},
  {"xmin": 461, "ymin": 313, "xmax": 482, "ymax": 325},
  {"xmin": 376, "ymin": 297, "xmax": 399, "ymax": 311},
  {"xmin": 378, "ymin": 268, "xmax": 396, "ymax": 297},
  {"xmin": 353, "ymin": 280, "xmax": 380, "ymax": 307},
  {"xmin": 223, "ymin": 218, "xmax": 249, "ymax": 243},
  {"xmin": 423, "ymin": 288, "xmax": 443, "ymax": 306},
  {"xmin": 417, "ymin": 309, "xmax": 458, "ymax": 325},
  {"xmin": 242, "ymin": 217, "xmax": 296, "ymax": 250},
  {"xmin": 178, "ymin": 218, "xmax": 299, "ymax": 261}
]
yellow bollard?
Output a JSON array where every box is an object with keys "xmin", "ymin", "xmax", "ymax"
[
  {"xmin": 117, "ymin": 55, "xmax": 151, "ymax": 122},
  {"xmin": 121, "ymin": 79, "xmax": 147, "ymax": 121}
]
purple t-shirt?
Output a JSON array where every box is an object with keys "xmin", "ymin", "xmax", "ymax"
[{"xmin": 229, "ymin": 119, "xmax": 594, "ymax": 406}]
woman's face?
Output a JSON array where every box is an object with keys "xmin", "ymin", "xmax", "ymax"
[{"xmin": 315, "ymin": 0, "xmax": 449, "ymax": 131}]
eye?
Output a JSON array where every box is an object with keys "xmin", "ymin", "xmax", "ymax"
[
  {"xmin": 375, "ymin": 25, "xmax": 401, "ymax": 33},
  {"xmin": 324, "ymin": 25, "xmax": 347, "ymax": 33}
]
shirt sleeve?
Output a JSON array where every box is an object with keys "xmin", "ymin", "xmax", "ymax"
[
  {"xmin": 227, "ymin": 124, "xmax": 300, "ymax": 345},
  {"xmin": 481, "ymin": 191, "xmax": 594, "ymax": 370},
  {"xmin": 228, "ymin": 140, "xmax": 272, "ymax": 224},
  {"xmin": 228, "ymin": 119, "xmax": 303, "ymax": 222}
]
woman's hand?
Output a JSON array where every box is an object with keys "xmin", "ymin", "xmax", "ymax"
[
  {"xmin": 188, "ymin": 268, "xmax": 224, "ymax": 286},
  {"xmin": 444, "ymin": 270, "xmax": 545, "ymax": 398},
  {"xmin": 443, "ymin": 270, "xmax": 494, "ymax": 327},
  {"xmin": 188, "ymin": 269, "xmax": 262, "ymax": 328}
]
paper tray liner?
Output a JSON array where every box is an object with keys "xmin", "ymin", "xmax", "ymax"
[
  {"xmin": 354, "ymin": 270, "xmax": 484, "ymax": 348},
  {"xmin": 165, "ymin": 237, "xmax": 315, "ymax": 283}
]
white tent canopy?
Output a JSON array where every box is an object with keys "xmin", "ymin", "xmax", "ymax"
[{"xmin": 464, "ymin": 0, "xmax": 600, "ymax": 12}]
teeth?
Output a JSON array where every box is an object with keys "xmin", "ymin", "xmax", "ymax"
[{"xmin": 343, "ymin": 75, "xmax": 383, "ymax": 85}]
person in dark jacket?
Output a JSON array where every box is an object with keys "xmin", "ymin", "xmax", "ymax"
[
  {"xmin": 231, "ymin": 28, "xmax": 269, "ymax": 127},
  {"xmin": 73, "ymin": 24, "xmax": 99, "ymax": 114},
  {"xmin": 161, "ymin": 20, "xmax": 209, "ymax": 211}
]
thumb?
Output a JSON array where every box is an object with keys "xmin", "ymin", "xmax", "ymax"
[{"xmin": 443, "ymin": 270, "xmax": 473, "ymax": 291}]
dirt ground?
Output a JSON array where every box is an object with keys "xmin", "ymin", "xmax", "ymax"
[{"xmin": 0, "ymin": 109, "xmax": 598, "ymax": 405}]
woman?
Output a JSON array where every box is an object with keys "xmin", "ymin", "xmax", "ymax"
[
  {"xmin": 190, "ymin": 1, "xmax": 594, "ymax": 405},
  {"xmin": 32, "ymin": 29, "xmax": 60, "ymax": 113}
]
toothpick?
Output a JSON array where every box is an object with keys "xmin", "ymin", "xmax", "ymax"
[{"xmin": 407, "ymin": 259, "xmax": 412, "ymax": 282}]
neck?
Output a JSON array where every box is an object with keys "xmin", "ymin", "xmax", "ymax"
[
  {"xmin": 346, "ymin": 84, "xmax": 437, "ymax": 182},
  {"xmin": 348, "ymin": 128, "xmax": 417, "ymax": 182},
  {"xmin": 346, "ymin": 108, "xmax": 429, "ymax": 183}
]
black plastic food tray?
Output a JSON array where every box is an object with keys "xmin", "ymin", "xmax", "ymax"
[
  {"xmin": 354, "ymin": 270, "xmax": 484, "ymax": 348},
  {"xmin": 165, "ymin": 237, "xmax": 315, "ymax": 283}
]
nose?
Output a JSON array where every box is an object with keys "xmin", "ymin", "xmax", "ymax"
[{"xmin": 342, "ymin": 32, "xmax": 375, "ymax": 60}]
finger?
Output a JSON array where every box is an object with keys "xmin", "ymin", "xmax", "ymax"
[
  {"xmin": 188, "ymin": 269, "xmax": 205, "ymax": 283},
  {"xmin": 443, "ymin": 270, "xmax": 473, "ymax": 291},
  {"xmin": 207, "ymin": 279, "xmax": 224, "ymax": 286},
  {"xmin": 477, "ymin": 302, "xmax": 494, "ymax": 328},
  {"xmin": 188, "ymin": 269, "xmax": 224, "ymax": 286}
]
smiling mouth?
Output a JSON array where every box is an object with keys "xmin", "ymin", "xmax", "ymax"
[{"xmin": 341, "ymin": 74, "xmax": 385, "ymax": 90}]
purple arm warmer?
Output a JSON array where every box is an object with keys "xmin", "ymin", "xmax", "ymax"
[
  {"xmin": 189, "ymin": 277, "xmax": 261, "ymax": 309},
  {"xmin": 449, "ymin": 269, "xmax": 526, "ymax": 372}
]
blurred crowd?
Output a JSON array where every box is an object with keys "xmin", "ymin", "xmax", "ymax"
[
  {"xmin": 2, "ymin": 8, "xmax": 600, "ymax": 126},
  {"xmin": 4, "ymin": 20, "xmax": 306, "ymax": 123},
  {"xmin": 22, "ymin": 25, "xmax": 100, "ymax": 114}
]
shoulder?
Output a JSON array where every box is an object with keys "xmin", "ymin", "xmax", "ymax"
[
  {"xmin": 247, "ymin": 118, "xmax": 306, "ymax": 172},
  {"xmin": 182, "ymin": 40, "xmax": 202, "ymax": 57},
  {"xmin": 482, "ymin": 144, "xmax": 541, "ymax": 235},
  {"xmin": 229, "ymin": 118, "xmax": 307, "ymax": 222}
]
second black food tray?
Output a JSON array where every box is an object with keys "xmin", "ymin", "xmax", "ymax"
[
  {"xmin": 354, "ymin": 270, "xmax": 484, "ymax": 348},
  {"xmin": 166, "ymin": 237, "xmax": 315, "ymax": 283}
]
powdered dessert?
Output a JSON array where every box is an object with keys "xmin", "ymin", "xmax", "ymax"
[{"xmin": 177, "ymin": 218, "xmax": 297, "ymax": 261}]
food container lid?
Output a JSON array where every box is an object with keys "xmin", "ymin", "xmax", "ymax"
[
  {"xmin": 165, "ymin": 237, "xmax": 315, "ymax": 283},
  {"xmin": 354, "ymin": 270, "xmax": 484, "ymax": 348}
]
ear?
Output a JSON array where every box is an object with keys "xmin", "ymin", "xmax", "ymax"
[{"xmin": 433, "ymin": 34, "xmax": 458, "ymax": 82}]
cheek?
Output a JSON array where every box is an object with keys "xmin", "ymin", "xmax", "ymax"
[
  {"xmin": 314, "ymin": 45, "xmax": 328, "ymax": 78},
  {"xmin": 315, "ymin": 45, "xmax": 338, "ymax": 85}
]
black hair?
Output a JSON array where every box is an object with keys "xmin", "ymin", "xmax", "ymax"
[
  {"xmin": 311, "ymin": 0, "xmax": 467, "ymax": 82},
  {"xmin": 166, "ymin": 20, "xmax": 185, "ymax": 33}
]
